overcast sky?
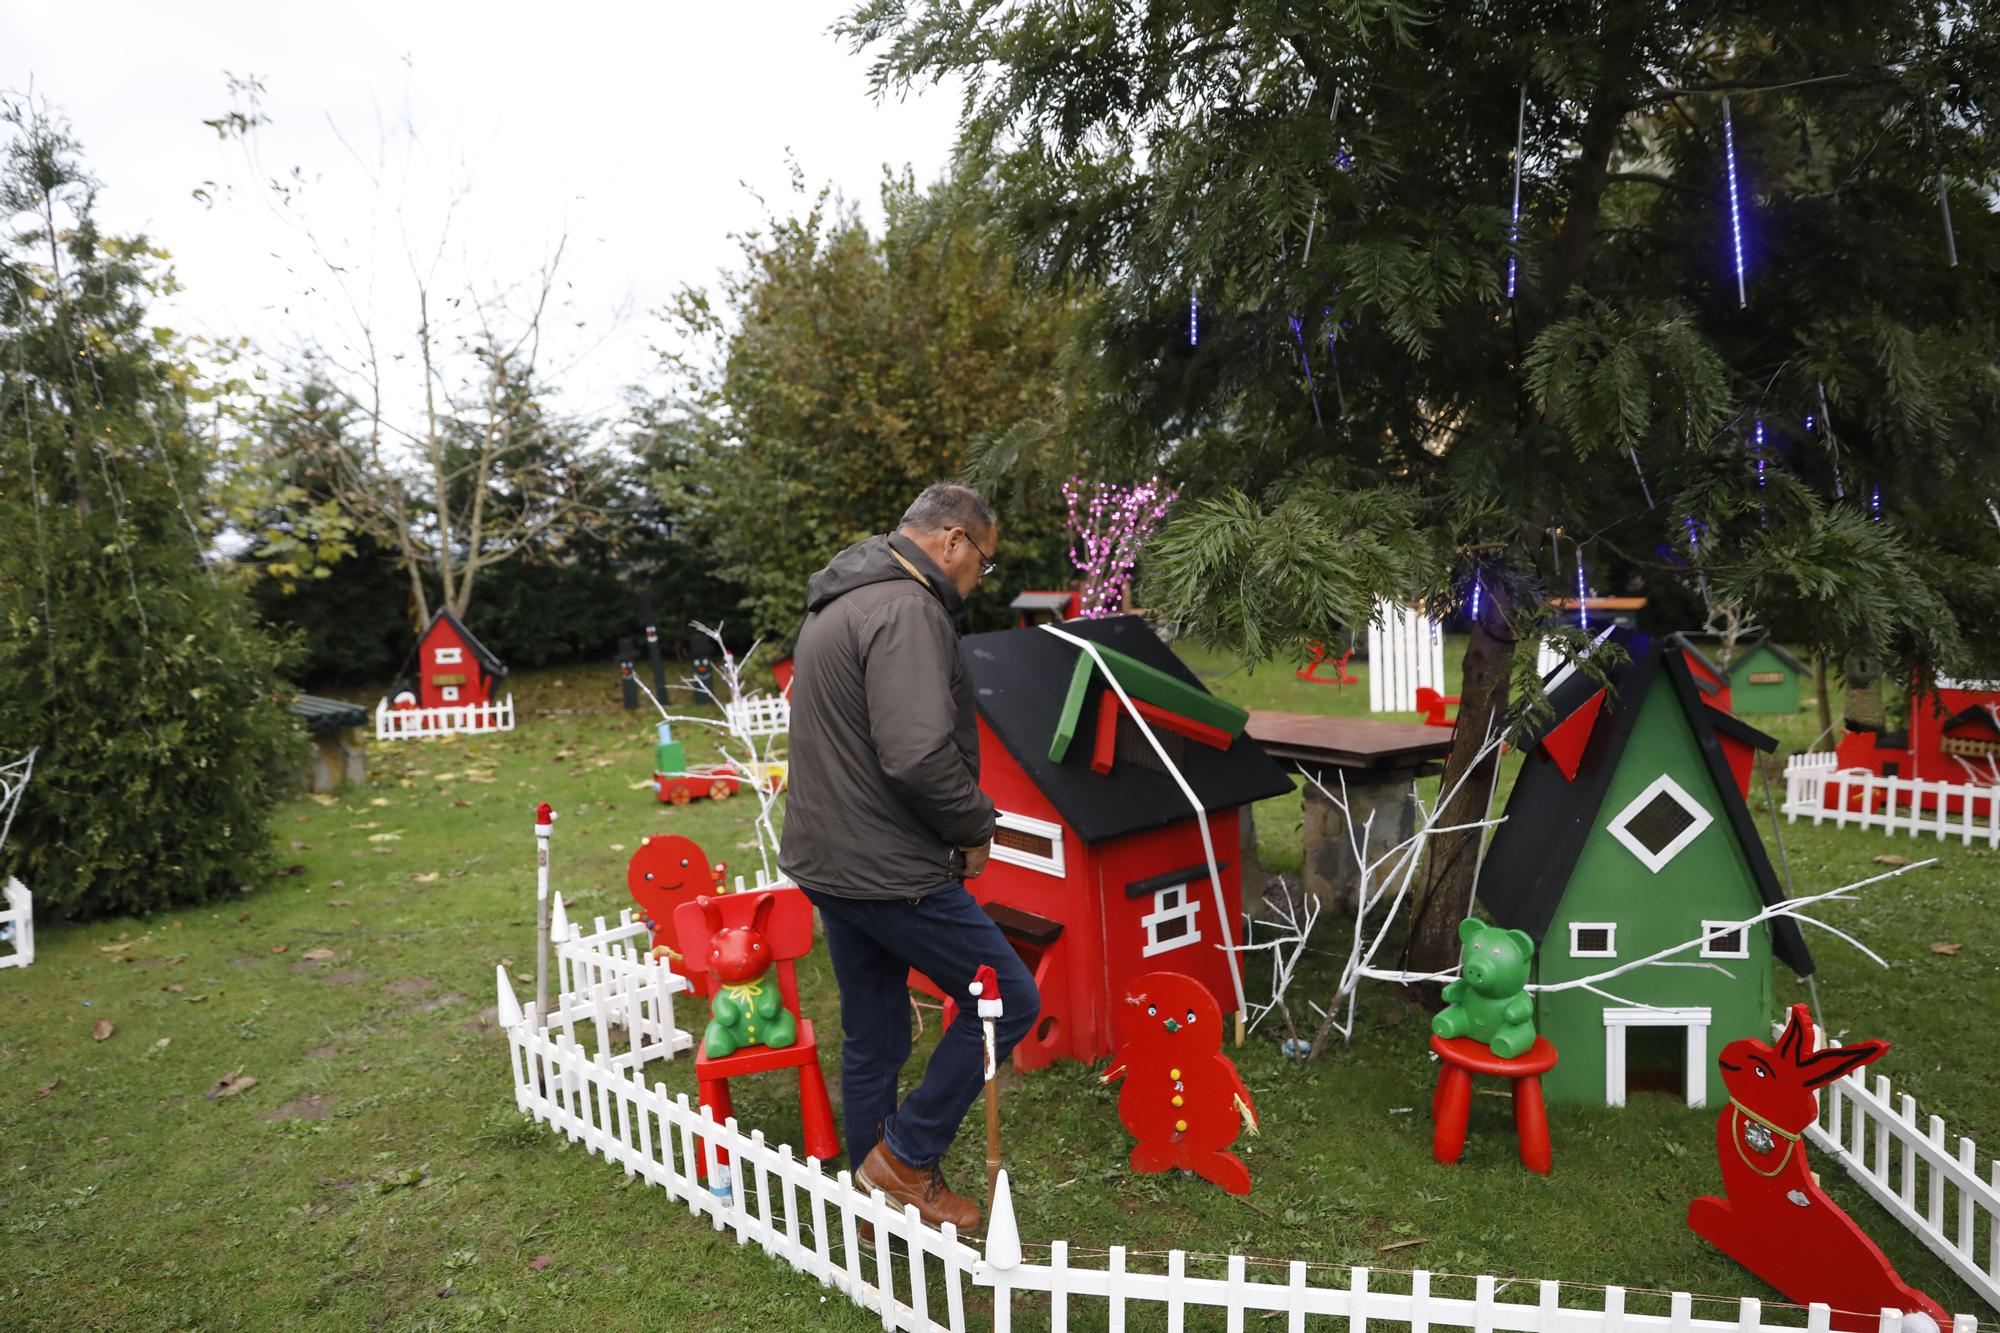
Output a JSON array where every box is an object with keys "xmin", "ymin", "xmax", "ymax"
[{"xmin": 2, "ymin": 2, "xmax": 963, "ymax": 421}]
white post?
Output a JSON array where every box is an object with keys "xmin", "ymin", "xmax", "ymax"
[{"xmin": 536, "ymin": 802, "xmax": 556, "ymax": 1026}]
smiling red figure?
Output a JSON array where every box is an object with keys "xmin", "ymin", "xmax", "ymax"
[
  {"xmin": 625, "ymin": 835, "xmax": 724, "ymax": 958},
  {"xmin": 1101, "ymin": 970, "xmax": 1258, "ymax": 1194}
]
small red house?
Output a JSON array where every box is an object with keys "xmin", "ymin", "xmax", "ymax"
[
  {"xmin": 945, "ymin": 615, "xmax": 1292, "ymax": 1072},
  {"xmin": 1010, "ymin": 590, "xmax": 1082, "ymax": 628},
  {"xmin": 1666, "ymin": 633, "xmax": 1735, "ymax": 713},
  {"xmin": 1831, "ymin": 679, "xmax": 2000, "ymax": 808},
  {"xmin": 398, "ymin": 607, "xmax": 509, "ymax": 710}
]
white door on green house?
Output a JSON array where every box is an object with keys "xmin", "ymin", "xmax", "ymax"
[{"xmin": 1603, "ymin": 1006, "xmax": 1711, "ymax": 1108}]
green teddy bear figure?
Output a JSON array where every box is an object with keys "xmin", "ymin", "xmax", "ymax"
[
  {"xmin": 704, "ymin": 978, "xmax": 798, "ymax": 1058},
  {"xmin": 1431, "ymin": 917, "xmax": 1537, "ymax": 1059}
]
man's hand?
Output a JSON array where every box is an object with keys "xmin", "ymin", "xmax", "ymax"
[{"xmin": 960, "ymin": 842, "xmax": 991, "ymax": 879}]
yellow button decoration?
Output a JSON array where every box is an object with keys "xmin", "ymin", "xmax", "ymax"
[
  {"xmin": 1172, "ymin": 1095, "xmax": 1184, "ymax": 1107},
  {"xmin": 1169, "ymin": 1068, "xmax": 1181, "ymax": 1079},
  {"xmin": 1175, "ymin": 1119, "xmax": 1188, "ymax": 1132}
]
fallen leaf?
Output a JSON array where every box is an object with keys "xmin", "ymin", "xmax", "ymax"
[
  {"xmin": 527, "ymin": 1255, "xmax": 554, "ymax": 1272},
  {"xmin": 302, "ymin": 948, "xmax": 337, "ymax": 962},
  {"xmin": 154, "ymin": 1037, "xmax": 171, "ymax": 1049},
  {"xmin": 270, "ymin": 945, "xmax": 290, "ymax": 955},
  {"xmin": 451, "ymin": 799, "xmax": 472, "ymax": 808},
  {"xmin": 165, "ymin": 983, "xmax": 185, "ymax": 994},
  {"xmin": 328, "ymin": 880, "xmax": 346, "ymax": 888},
  {"xmin": 367, "ymin": 832, "xmax": 401, "ymax": 843},
  {"xmin": 446, "ymin": 869, "xmax": 466, "ymax": 879},
  {"xmin": 627, "ymin": 780, "xmax": 654, "ymax": 791},
  {"xmin": 370, "ymin": 847, "xmax": 395, "ymax": 855},
  {"xmin": 409, "ymin": 871, "xmax": 439, "ymax": 884},
  {"xmin": 1873, "ymin": 853, "xmax": 1915, "ymax": 866},
  {"xmin": 499, "ymin": 957, "xmax": 515, "ymax": 968},
  {"xmin": 370, "ymin": 797, "xmax": 392, "ymax": 807},
  {"xmin": 290, "ymin": 841, "xmax": 310, "ymax": 850},
  {"xmin": 1378, "ymin": 1237, "xmax": 1429, "ymax": 1253},
  {"xmin": 237, "ymin": 913, "xmax": 252, "ymax": 923},
  {"xmin": 204, "ymin": 1069, "xmax": 257, "ymax": 1099},
  {"xmin": 309, "ymin": 794, "xmax": 340, "ymax": 806},
  {"xmin": 98, "ymin": 940, "xmax": 138, "ymax": 955},
  {"xmin": 329, "ymin": 898, "xmax": 352, "ymax": 907},
  {"xmin": 276, "ymin": 864, "xmax": 307, "ymax": 877},
  {"xmin": 92, "ymin": 1019, "xmax": 114, "ymax": 1041},
  {"xmin": 34, "ymin": 1078, "xmax": 57, "ymax": 1100},
  {"xmin": 187, "ymin": 994, "xmax": 210, "ymax": 1003},
  {"xmin": 1931, "ymin": 941, "xmax": 1964, "ymax": 956},
  {"xmin": 349, "ymin": 820, "xmax": 380, "ymax": 830}
]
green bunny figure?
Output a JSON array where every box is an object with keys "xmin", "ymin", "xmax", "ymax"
[{"xmin": 1431, "ymin": 917, "xmax": 1537, "ymax": 1059}]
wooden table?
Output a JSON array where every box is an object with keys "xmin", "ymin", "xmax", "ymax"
[{"xmin": 1245, "ymin": 711, "xmax": 1457, "ymax": 915}]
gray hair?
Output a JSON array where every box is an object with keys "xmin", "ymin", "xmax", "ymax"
[{"xmin": 898, "ymin": 482, "xmax": 995, "ymax": 536}]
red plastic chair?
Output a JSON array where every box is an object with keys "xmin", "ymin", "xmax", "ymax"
[
  {"xmin": 1429, "ymin": 1033, "xmax": 1558, "ymax": 1175},
  {"xmin": 1414, "ymin": 686, "xmax": 1461, "ymax": 728},
  {"xmin": 1295, "ymin": 641, "xmax": 1359, "ymax": 687},
  {"xmin": 672, "ymin": 887, "xmax": 838, "ymax": 1179}
]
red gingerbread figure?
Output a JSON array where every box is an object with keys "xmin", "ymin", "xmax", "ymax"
[
  {"xmin": 1688, "ymin": 1004, "xmax": 1948, "ymax": 1333},
  {"xmin": 1101, "ymin": 971, "xmax": 1259, "ymax": 1195},
  {"xmin": 626, "ymin": 835, "xmax": 724, "ymax": 961}
]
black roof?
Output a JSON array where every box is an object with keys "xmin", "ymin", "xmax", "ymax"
[
  {"xmin": 394, "ymin": 607, "xmax": 509, "ymax": 692},
  {"xmin": 1941, "ymin": 704, "xmax": 2000, "ymax": 739},
  {"xmin": 1482, "ymin": 628, "xmax": 1814, "ymax": 977},
  {"xmin": 1733, "ymin": 633, "xmax": 1809, "ymax": 677},
  {"xmin": 1010, "ymin": 591, "xmax": 1075, "ymax": 612},
  {"xmin": 961, "ymin": 615, "xmax": 1294, "ymax": 845},
  {"xmin": 1664, "ymin": 632, "xmax": 1726, "ymax": 696},
  {"xmin": 288, "ymin": 694, "xmax": 369, "ymax": 735}
]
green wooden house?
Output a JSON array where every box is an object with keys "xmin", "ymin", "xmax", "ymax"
[
  {"xmin": 1671, "ymin": 632, "xmax": 1808, "ymax": 715},
  {"xmin": 1478, "ymin": 629, "xmax": 1815, "ymax": 1106}
]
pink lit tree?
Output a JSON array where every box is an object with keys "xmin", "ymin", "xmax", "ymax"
[{"xmin": 1064, "ymin": 476, "xmax": 1178, "ymax": 618}]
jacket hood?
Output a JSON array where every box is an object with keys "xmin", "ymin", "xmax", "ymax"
[{"xmin": 806, "ymin": 533, "xmax": 963, "ymax": 617}]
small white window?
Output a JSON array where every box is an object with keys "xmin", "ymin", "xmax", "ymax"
[
  {"xmin": 989, "ymin": 811, "xmax": 1065, "ymax": 878},
  {"xmin": 440, "ymin": 685, "xmax": 461, "ymax": 703},
  {"xmin": 1700, "ymin": 920, "xmax": 1749, "ymax": 958},
  {"xmin": 433, "ymin": 646, "xmax": 464, "ymax": 665},
  {"xmin": 1570, "ymin": 922, "xmax": 1617, "ymax": 958},
  {"xmin": 1141, "ymin": 883, "xmax": 1203, "ymax": 957},
  {"xmin": 1606, "ymin": 773, "xmax": 1715, "ymax": 873}
]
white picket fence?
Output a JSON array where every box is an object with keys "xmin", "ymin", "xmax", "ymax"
[
  {"xmin": 373, "ymin": 695, "xmax": 516, "ymax": 740},
  {"xmin": 1781, "ymin": 752, "xmax": 2000, "ymax": 848},
  {"xmin": 724, "ymin": 692, "xmax": 792, "ymax": 738},
  {"xmin": 499, "ymin": 928, "xmax": 1987, "ymax": 1333},
  {"xmin": 1800, "ymin": 1021, "xmax": 2000, "ymax": 1313},
  {"xmin": 0, "ymin": 877, "xmax": 32, "ymax": 970},
  {"xmin": 1368, "ymin": 600, "xmax": 1447, "ymax": 714}
]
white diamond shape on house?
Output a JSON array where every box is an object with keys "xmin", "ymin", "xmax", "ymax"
[{"xmin": 1605, "ymin": 773, "xmax": 1714, "ymax": 873}]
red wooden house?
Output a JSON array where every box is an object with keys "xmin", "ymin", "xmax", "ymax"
[
  {"xmin": 397, "ymin": 607, "xmax": 509, "ymax": 710},
  {"xmin": 938, "ymin": 615, "xmax": 1292, "ymax": 1072},
  {"xmin": 1827, "ymin": 679, "xmax": 2000, "ymax": 812},
  {"xmin": 1665, "ymin": 633, "xmax": 1735, "ymax": 713}
]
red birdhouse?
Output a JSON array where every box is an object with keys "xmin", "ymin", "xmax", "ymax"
[
  {"xmin": 395, "ymin": 607, "xmax": 509, "ymax": 710},
  {"xmin": 914, "ymin": 616, "xmax": 1291, "ymax": 1074}
]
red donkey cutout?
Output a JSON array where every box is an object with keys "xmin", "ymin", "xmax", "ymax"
[{"xmin": 1688, "ymin": 1004, "xmax": 1947, "ymax": 1333}]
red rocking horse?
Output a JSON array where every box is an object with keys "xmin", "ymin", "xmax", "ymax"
[{"xmin": 1687, "ymin": 1004, "xmax": 1948, "ymax": 1333}]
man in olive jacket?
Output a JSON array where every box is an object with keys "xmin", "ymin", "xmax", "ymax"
[{"xmin": 779, "ymin": 483, "xmax": 1039, "ymax": 1233}]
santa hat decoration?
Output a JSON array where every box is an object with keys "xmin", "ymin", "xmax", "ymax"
[
  {"xmin": 969, "ymin": 963, "xmax": 1003, "ymax": 1019},
  {"xmin": 393, "ymin": 690, "xmax": 418, "ymax": 710},
  {"xmin": 535, "ymin": 802, "xmax": 554, "ymax": 834}
]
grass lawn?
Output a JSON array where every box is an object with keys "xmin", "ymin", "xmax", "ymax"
[{"xmin": 2, "ymin": 641, "xmax": 1994, "ymax": 1330}]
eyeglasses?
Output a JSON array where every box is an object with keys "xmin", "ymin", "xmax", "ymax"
[{"xmin": 961, "ymin": 528, "xmax": 998, "ymax": 578}]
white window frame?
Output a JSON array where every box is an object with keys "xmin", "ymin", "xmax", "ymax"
[
  {"xmin": 988, "ymin": 810, "xmax": 1065, "ymax": 878},
  {"xmin": 1569, "ymin": 922, "xmax": 1618, "ymax": 958},
  {"xmin": 1602, "ymin": 1006, "xmax": 1712, "ymax": 1108},
  {"xmin": 433, "ymin": 646, "xmax": 464, "ymax": 665},
  {"xmin": 1699, "ymin": 919, "xmax": 1750, "ymax": 959},
  {"xmin": 1141, "ymin": 882, "xmax": 1203, "ymax": 958},
  {"xmin": 1606, "ymin": 773, "xmax": 1715, "ymax": 873},
  {"xmin": 440, "ymin": 684, "xmax": 461, "ymax": 703}
]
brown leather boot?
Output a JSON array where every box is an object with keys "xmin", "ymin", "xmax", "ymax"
[{"xmin": 854, "ymin": 1142, "xmax": 981, "ymax": 1234}]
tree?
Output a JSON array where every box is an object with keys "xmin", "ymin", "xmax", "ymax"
[
  {"xmin": 653, "ymin": 167, "xmax": 1083, "ymax": 644},
  {"xmin": 848, "ymin": 0, "xmax": 2000, "ymax": 973},
  {"xmin": 208, "ymin": 76, "xmax": 622, "ymax": 628},
  {"xmin": 0, "ymin": 99, "xmax": 298, "ymax": 918}
]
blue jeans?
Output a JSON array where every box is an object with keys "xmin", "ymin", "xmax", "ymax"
[{"xmin": 801, "ymin": 883, "xmax": 1040, "ymax": 1170}]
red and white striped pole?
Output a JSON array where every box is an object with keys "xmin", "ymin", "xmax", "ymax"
[
  {"xmin": 535, "ymin": 802, "xmax": 555, "ymax": 1025},
  {"xmin": 970, "ymin": 963, "xmax": 1003, "ymax": 1201}
]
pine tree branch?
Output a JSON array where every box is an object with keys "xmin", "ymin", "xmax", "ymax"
[
  {"xmin": 1646, "ymin": 72, "xmax": 1862, "ymax": 100},
  {"xmin": 1604, "ymin": 171, "xmax": 1719, "ymax": 203}
]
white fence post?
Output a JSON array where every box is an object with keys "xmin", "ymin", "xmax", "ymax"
[
  {"xmin": 0, "ymin": 877, "xmax": 33, "ymax": 969},
  {"xmin": 1368, "ymin": 600, "xmax": 1446, "ymax": 713}
]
